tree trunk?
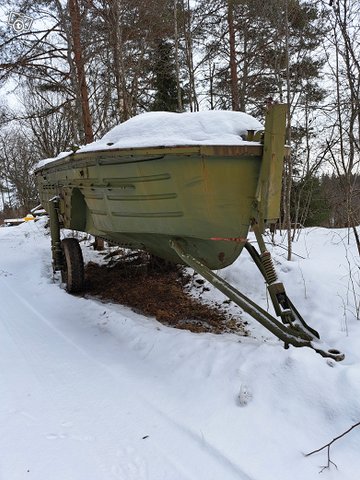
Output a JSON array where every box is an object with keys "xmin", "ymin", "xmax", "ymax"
[
  {"xmin": 284, "ymin": 0, "xmax": 292, "ymax": 261},
  {"xmin": 54, "ymin": 0, "xmax": 82, "ymax": 145},
  {"xmin": 174, "ymin": 0, "xmax": 183, "ymax": 111},
  {"xmin": 227, "ymin": 0, "xmax": 239, "ymax": 111},
  {"xmin": 183, "ymin": 0, "xmax": 199, "ymax": 111},
  {"xmin": 68, "ymin": 0, "xmax": 94, "ymax": 144}
]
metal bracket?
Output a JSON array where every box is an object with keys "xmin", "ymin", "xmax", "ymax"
[
  {"xmin": 48, "ymin": 196, "xmax": 63, "ymax": 272},
  {"xmin": 170, "ymin": 238, "xmax": 344, "ymax": 361}
]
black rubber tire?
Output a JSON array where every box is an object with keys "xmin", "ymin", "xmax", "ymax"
[{"xmin": 61, "ymin": 238, "xmax": 85, "ymax": 293}]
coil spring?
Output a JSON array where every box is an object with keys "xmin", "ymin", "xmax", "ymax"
[{"xmin": 261, "ymin": 251, "xmax": 278, "ymax": 284}]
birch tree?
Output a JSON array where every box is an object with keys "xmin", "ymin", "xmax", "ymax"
[{"xmin": 322, "ymin": 0, "xmax": 360, "ymax": 254}]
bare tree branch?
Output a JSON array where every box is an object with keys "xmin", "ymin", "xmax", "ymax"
[{"xmin": 305, "ymin": 421, "xmax": 360, "ymax": 472}]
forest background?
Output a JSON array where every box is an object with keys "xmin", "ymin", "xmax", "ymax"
[{"xmin": 0, "ymin": 0, "xmax": 359, "ymax": 254}]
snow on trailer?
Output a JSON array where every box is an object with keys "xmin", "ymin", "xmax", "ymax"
[
  {"xmin": 34, "ymin": 109, "xmax": 264, "ymax": 170},
  {"xmin": 34, "ymin": 105, "xmax": 344, "ymax": 360}
]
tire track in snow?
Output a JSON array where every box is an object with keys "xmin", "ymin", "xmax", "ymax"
[{"xmin": 0, "ymin": 276, "xmax": 255, "ymax": 480}]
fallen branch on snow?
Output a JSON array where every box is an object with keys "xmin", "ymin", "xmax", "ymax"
[{"xmin": 305, "ymin": 421, "xmax": 360, "ymax": 473}]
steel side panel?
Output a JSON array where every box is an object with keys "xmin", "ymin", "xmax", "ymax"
[{"xmin": 36, "ymin": 148, "xmax": 262, "ymax": 268}]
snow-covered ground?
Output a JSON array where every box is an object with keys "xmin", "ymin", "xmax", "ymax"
[{"xmin": 1, "ymin": 219, "xmax": 359, "ymax": 480}]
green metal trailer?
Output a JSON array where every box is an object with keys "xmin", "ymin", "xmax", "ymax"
[{"xmin": 35, "ymin": 104, "xmax": 344, "ymax": 361}]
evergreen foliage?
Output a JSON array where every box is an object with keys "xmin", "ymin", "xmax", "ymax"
[
  {"xmin": 291, "ymin": 174, "xmax": 360, "ymax": 228},
  {"xmin": 291, "ymin": 175, "xmax": 331, "ymax": 227},
  {"xmin": 150, "ymin": 40, "xmax": 179, "ymax": 112}
]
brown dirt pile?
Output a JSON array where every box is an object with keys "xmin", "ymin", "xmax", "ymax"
[{"xmin": 84, "ymin": 252, "xmax": 247, "ymax": 336}]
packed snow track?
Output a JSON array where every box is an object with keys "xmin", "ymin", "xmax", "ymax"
[{"xmin": 1, "ymin": 219, "xmax": 359, "ymax": 480}]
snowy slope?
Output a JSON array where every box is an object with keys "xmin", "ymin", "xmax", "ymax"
[{"xmin": 0, "ymin": 220, "xmax": 359, "ymax": 480}]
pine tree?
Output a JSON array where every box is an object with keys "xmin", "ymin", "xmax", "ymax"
[{"xmin": 151, "ymin": 40, "xmax": 179, "ymax": 111}]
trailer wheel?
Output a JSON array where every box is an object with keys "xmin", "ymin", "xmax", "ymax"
[{"xmin": 61, "ymin": 238, "xmax": 85, "ymax": 293}]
